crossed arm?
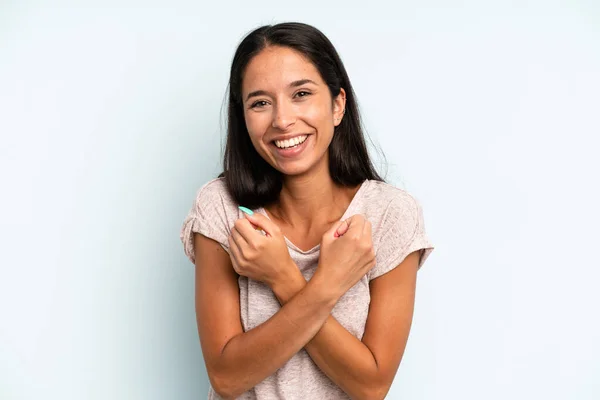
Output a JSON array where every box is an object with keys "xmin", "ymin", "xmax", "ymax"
[{"xmin": 194, "ymin": 233, "xmax": 420, "ymax": 400}]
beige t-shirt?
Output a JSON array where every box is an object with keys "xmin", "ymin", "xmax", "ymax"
[{"xmin": 180, "ymin": 177, "xmax": 434, "ymax": 399}]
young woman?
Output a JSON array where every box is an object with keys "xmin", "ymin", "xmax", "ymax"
[{"xmin": 181, "ymin": 22, "xmax": 434, "ymax": 400}]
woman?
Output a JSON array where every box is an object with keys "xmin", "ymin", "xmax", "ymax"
[{"xmin": 181, "ymin": 22, "xmax": 434, "ymax": 400}]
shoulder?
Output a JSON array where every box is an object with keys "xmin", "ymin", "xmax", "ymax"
[
  {"xmin": 361, "ymin": 180, "xmax": 423, "ymax": 228},
  {"xmin": 362, "ymin": 180, "xmax": 434, "ymax": 278},
  {"xmin": 194, "ymin": 177, "xmax": 232, "ymax": 203},
  {"xmin": 181, "ymin": 177, "xmax": 239, "ymax": 263},
  {"xmin": 192, "ymin": 177, "xmax": 238, "ymax": 214},
  {"xmin": 192, "ymin": 177, "xmax": 241, "ymax": 229}
]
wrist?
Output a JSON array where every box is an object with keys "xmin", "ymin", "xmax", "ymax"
[
  {"xmin": 270, "ymin": 262, "xmax": 306, "ymax": 304},
  {"xmin": 309, "ymin": 268, "xmax": 343, "ymax": 306}
]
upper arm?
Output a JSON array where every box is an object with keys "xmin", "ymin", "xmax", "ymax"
[
  {"xmin": 362, "ymin": 249, "xmax": 421, "ymax": 387},
  {"xmin": 193, "ymin": 232, "xmax": 244, "ymax": 376}
]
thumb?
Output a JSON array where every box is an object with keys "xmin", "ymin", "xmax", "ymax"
[
  {"xmin": 321, "ymin": 219, "xmax": 341, "ymax": 241},
  {"xmin": 333, "ymin": 219, "xmax": 349, "ymax": 238},
  {"xmin": 239, "ymin": 208, "xmax": 278, "ymax": 237},
  {"xmin": 336, "ymin": 214, "xmax": 366, "ymax": 237}
]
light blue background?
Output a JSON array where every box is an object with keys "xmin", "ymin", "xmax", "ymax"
[{"xmin": 1, "ymin": 1, "xmax": 599, "ymax": 399}]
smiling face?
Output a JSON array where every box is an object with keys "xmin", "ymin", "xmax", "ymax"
[{"xmin": 241, "ymin": 45, "xmax": 346, "ymax": 177}]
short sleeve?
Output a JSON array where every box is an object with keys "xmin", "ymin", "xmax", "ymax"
[
  {"xmin": 368, "ymin": 194, "xmax": 434, "ymax": 281},
  {"xmin": 180, "ymin": 179, "xmax": 235, "ymax": 264}
]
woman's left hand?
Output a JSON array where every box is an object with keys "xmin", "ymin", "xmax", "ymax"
[{"xmin": 228, "ymin": 211, "xmax": 296, "ymax": 289}]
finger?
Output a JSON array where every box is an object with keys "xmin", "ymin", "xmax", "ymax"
[
  {"xmin": 230, "ymin": 226, "xmax": 249, "ymax": 249},
  {"xmin": 363, "ymin": 218, "xmax": 372, "ymax": 240},
  {"xmin": 240, "ymin": 211, "xmax": 278, "ymax": 237},
  {"xmin": 344, "ymin": 214, "xmax": 366, "ymax": 234},
  {"xmin": 334, "ymin": 219, "xmax": 349, "ymax": 238},
  {"xmin": 233, "ymin": 218, "xmax": 260, "ymax": 242},
  {"xmin": 227, "ymin": 235, "xmax": 242, "ymax": 274},
  {"xmin": 324, "ymin": 218, "xmax": 343, "ymax": 238}
]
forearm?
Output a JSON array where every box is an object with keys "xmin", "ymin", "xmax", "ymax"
[
  {"xmin": 273, "ymin": 274, "xmax": 384, "ymax": 400},
  {"xmin": 212, "ymin": 277, "xmax": 337, "ymax": 399}
]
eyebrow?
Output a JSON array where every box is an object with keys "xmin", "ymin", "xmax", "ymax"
[{"xmin": 245, "ymin": 79, "xmax": 317, "ymax": 102}]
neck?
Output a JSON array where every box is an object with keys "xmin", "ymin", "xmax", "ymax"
[{"xmin": 272, "ymin": 161, "xmax": 358, "ymax": 230}]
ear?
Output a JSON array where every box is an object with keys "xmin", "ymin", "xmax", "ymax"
[{"xmin": 333, "ymin": 88, "xmax": 347, "ymax": 127}]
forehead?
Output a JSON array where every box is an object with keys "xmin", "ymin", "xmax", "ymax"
[{"xmin": 242, "ymin": 46, "xmax": 324, "ymax": 92}]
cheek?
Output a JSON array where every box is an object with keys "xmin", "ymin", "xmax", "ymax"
[
  {"xmin": 302, "ymin": 98, "xmax": 333, "ymax": 126},
  {"xmin": 244, "ymin": 114, "xmax": 271, "ymax": 156},
  {"xmin": 245, "ymin": 112, "xmax": 270, "ymax": 139}
]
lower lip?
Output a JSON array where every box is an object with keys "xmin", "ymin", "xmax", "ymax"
[{"xmin": 272, "ymin": 136, "xmax": 310, "ymax": 158}]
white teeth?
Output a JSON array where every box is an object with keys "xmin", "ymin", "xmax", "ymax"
[{"xmin": 275, "ymin": 135, "xmax": 307, "ymax": 149}]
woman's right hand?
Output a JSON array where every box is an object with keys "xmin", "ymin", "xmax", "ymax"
[{"xmin": 314, "ymin": 214, "xmax": 376, "ymax": 298}]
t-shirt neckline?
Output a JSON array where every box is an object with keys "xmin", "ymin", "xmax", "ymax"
[{"xmin": 257, "ymin": 180, "xmax": 371, "ymax": 255}]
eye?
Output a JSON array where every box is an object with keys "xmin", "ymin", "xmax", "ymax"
[
  {"xmin": 250, "ymin": 100, "xmax": 269, "ymax": 109},
  {"xmin": 295, "ymin": 91, "xmax": 311, "ymax": 98}
]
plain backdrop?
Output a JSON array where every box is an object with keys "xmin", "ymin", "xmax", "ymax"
[{"xmin": 1, "ymin": 1, "xmax": 599, "ymax": 399}]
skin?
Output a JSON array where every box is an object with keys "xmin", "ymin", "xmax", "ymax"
[{"xmin": 193, "ymin": 45, "xmax": 421, "ymax": 400}]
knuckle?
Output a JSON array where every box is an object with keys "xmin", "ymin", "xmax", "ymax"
[
  {"xmin": 360, "ymin": 242, "xmax": 373, "ymax": 254},
  {"xmin": 244, "ymin": 248, "xmax": 257, "ymax": 261},
  {"xmin": 369, "ymin": 249, "xmax": 376, "ymax": 260},
  {"xmin": 234, "ymin": 260, "xmax": 244, "ymax": 271}
]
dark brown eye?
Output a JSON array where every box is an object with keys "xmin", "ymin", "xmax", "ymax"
[{"xmin": 251, "ymin": 100, "xmax": 268, "ymax": 108}]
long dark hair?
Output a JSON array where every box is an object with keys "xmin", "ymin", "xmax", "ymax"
[{"xmin": 219, "ymin": 22, "xmax": 384, "ymax": 209}]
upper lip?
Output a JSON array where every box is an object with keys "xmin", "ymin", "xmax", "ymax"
[{"xmin": 270, "ymin": 134, "xmax": 309, "ymax": 143}]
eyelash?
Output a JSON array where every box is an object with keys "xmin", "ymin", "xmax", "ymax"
[
  {"xmin": 250, "ymin": 100, "xmax": 269, "ymax": 109},
  {"xmin": 250, "ymin": 91, "xmax": 312, "ymax": 109},
  {"xmin": 295, "ymin": 91, "xmax": 311, "ymax": 98}
]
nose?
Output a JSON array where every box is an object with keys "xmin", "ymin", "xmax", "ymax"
[{"xmin": 271, "ymin": 102, "xmax": 296, "ymax": 130}]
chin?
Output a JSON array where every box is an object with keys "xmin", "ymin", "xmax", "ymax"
[
  {"xmin": 264, "ymin": 142, "xmax": 328, "ymax": 177},
  {"xmin": 276, "ymin": 158, "xmax": 328, "ymax": 178},
  {"xmin": 275, "ymin": 163, "xmax": 311, "ymax": 177}
]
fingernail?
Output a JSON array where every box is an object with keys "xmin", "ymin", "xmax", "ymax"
[{"xmin": 238, "ymin": 206, "xmax": 254, "ymax": 216}]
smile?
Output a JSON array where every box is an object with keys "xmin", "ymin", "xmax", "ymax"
[{"xmin": 274, "ymin": 135, "xmax": 308, "ymax": 149}]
